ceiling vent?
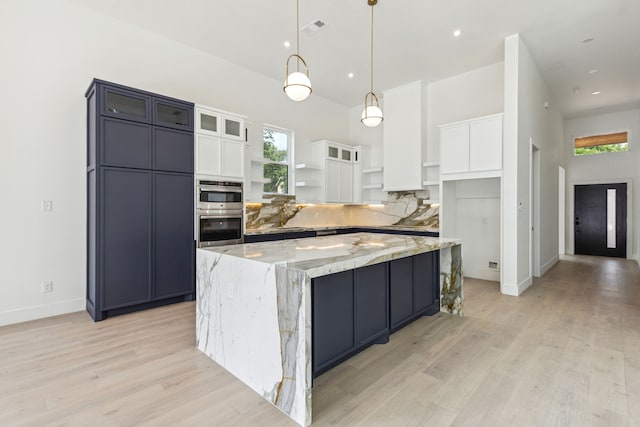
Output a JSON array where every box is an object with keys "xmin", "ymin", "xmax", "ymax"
[{"xmin": 301, "ymin": 20, "xmax": 327, "ymax": 35}]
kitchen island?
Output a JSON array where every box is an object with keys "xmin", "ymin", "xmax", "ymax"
[{"xmin": 196, "ymin": 232, "xmax": 462, "ymax": 426}]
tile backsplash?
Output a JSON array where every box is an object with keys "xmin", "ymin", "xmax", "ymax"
[{"xmin": 245, "ymin": 191, "xmax": 439, "ymax": 231}]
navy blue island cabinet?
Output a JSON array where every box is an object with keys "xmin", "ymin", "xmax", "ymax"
[
  {"xmin": 312, "ymin": 252, "xmax": 439, "ymax": 377},
  {"xmin": 86, "ymin": 80, "xmax": 195, "ymax": 321}
]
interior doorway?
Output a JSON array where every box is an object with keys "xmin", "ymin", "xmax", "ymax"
[
  {"xmin": 574, "ymin": 183, "xmax": 627, "ymax": 258},
  {"xmin": 530, "ymin": 143, "xmax": 540, "ymax": 277},
  {"xmin": 558, "ymin": 166, "xmax": 565, "ymax": 254}
]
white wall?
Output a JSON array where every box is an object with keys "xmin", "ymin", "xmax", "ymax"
[
  {"xmin": 349, "ymin": 105, "xmax": 384, "ymax": 166},
  {"xmin": 502, "ymin": 34, "xmax": 564, "ymax": 296},
  {"xmin": 0, "ymin": 0, "xmax": 350, "ymax": 326},
  {"xmin": 451, "ymin": 179, "xmax": 501, "ymax": 282},
  {"xmin": 426, "ymin": 62, "xmax": 504, "ymax": 162},
  {"xmin": 559, "ymin": 166, "xmax": 566, "ymax": 254},
  {"xmin": 563, "ymin": 108, "xmax": 640, "ymax": 261}
]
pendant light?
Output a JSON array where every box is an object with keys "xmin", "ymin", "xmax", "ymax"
[
  {"xmin": 284, "ymin": 0, "xmax": 312, "ymax": 101},
  {"xmin": 361, "ymin": 0, "xmax": 383, "ymax": 127}
]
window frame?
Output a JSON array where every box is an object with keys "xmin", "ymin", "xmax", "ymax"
[
  {"xmin": 573, "ymin": 130, "xmax": 629, "ymax": 156},
  {"xmin": 262, "ymin": 124, "xmax": 295, "ymax": 196}
]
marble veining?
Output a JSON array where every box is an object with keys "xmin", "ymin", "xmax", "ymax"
[
  {"xmin": 196, "ymin": 232, "xmax": 462, "ymax": 426},
  {"xmin": 245, "ymin": 191, "xmax": 439, "ymax": 232},
  {"xmin": 439, "ymin": 245, "xmax": 464, "ymax": 315}
]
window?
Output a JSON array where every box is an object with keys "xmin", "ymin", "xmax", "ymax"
[
  {"xmin": 263, "ymin": 126, "xmax": 293, "ymax": 194},
  {"xmin": 574, "ymin": 131, "xmax": 628, "ymax": 156}
]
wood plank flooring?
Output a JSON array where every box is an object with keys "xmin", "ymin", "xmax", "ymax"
[{"xmin": 1, "ymin": 254, "xmax": 639, "ymax": 426}]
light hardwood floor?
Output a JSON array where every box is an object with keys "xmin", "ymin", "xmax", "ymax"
[{"xmin": 2, "ymin": 255, "xmax": 639, "ymax": 426}]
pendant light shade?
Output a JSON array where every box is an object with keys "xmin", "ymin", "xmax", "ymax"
[
  {"xmin": 284, "ymin": 0, "xmax": 312, "ymax": 101},
  {"xmin": 361, "ymin": 0, "xmax": 383, "ymax": 127},
  {"xmin": 284, "ymin": 55, "xmax": 312, "ymax": 101},
  {"xmin": 361, "ymin": 92, "xmax": 383, "ymax": 127}
]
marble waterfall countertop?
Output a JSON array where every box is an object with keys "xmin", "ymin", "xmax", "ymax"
[
  {"xmin": 209, "ymin": 232, "xmax": 458, "ymax": 278},
  {"xmin": 244, "ymin": 224, "xmax": 439, "ymax": 236},
  {"xmin": 196, "ymin": 232, "xmax": 463, "ymax": 426}
]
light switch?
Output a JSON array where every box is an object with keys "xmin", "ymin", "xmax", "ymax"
[{"xmin": 42, "ymin": 200, "xmax": 53, "ymax": 212}]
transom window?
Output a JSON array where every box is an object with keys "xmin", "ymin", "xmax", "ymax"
[
  {"xmin": 574, "ymin": 131, "xmax": 629, "ymax": 156},
  {"xmin": 263, "ymin": 126, "xmax": 294, "ymax": 194}
]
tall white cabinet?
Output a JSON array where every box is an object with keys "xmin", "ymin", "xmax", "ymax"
[
  {"xmin": 382, "ymin": 81, "xmax": 426, "ymax": 191},
  {"xmin": 318, "ymin": 140, "xmax": 354, "ymax": 204},
  {"xmin": 295, "ymin": 140, "xmax": 360, "ymax": 204},
  {"xmin": 194, "ymin": 105, "xmax": 246, "ymax": 180}
]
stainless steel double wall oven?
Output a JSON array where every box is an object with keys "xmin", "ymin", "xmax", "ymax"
[{"xmin": 196, "ymin": 180, "xmax": 243, "ymax": 247}]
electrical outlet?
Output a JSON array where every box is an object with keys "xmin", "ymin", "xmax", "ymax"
[
  {"xmin": 226, "ymin": 283, "xmax": 234, "ymax": 299},
  {"xmin": 42, "ymin": 200, "xmax": 53, "ymax": 212},
  {"xmin": 42, "ymin": 281, "xmax": 53, "ymax": 293},
  {"xmin": 488, "ymin": 261, "xmax": 499, "ymax": 269}
]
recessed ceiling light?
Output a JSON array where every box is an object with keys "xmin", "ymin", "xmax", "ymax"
[
  {"xmin": 582, "ymin": 37, "xmax": 594, "ymax": 43},
  {"xmin": 588, "ymin": 69, "xmax": 598, "ymax": 74},
  {"xmin": 592, "ymin": 91, "xmax": 601, "ymax": 95},
  {"xmin": 348, "ymin": 73, "xmax": 354, "ymax": 79},
  {"xmin": 453, "ymin": 29, "xmax": 462, "ymax": 37},
  {"xmin": 284, "ymin": 41, "xmax": 291, "ymax": 48}
]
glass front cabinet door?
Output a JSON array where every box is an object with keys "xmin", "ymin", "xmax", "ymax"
[
  {"xmin": 101, "ymin": 86, "xmax": 151, "ymax": 124},
  {"xmin": 222, "ymin": 115, "xmax": 245, "ymax": 141},
  {"xmin": 196, "ymin": 108, "xmax": 221, "ymax": 136},
  {"xmin": 153, "ymin": 98, "xmax": 193, "ymax": 132}
]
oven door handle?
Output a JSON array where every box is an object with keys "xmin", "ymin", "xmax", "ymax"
[
  {"xmin": 199, "ymin": 186, "xmax": 243, "ymax": 193},
  {"xmin": 199, "ymin": 215, "xmax": 243, "ymax": 220}
]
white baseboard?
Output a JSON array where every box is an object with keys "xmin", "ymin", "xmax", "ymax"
[
  {"xmin": 0, "ymin": 298, "xmax": 85, "ymax": 327},
  {"xmin": 540, "ymin": 255, "xmax": 559, "ymax": 276},
  {"xmin": 501, "ymin": 276, "xmax": 533, "ymax": 296}
]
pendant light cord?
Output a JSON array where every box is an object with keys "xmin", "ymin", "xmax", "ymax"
[
  {"xmin": 370, "ymin": 3, "xmax": 374, "ymax": 95},
  {"xmin": 296, "ymin": 0, "xmax": 300, "ymax": 72}
]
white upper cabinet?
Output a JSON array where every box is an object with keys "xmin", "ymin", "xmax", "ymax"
[
  {"xmin": 382, "ymin": 81, "xmax": 425, "ymax": 191},
  {"xmin": 196, "ymin": 134, "xmax": 222, "ymax": 176},
  {"xmin": 222, "ymin": 115, "xmax": 245, "ymax": 141},
  {"xmin": 220, "ymin": 138, "xmax": 244, "ymax": 177},
  {"xmin": 440, "ymin": 123, "xmax": 469, "ymax": 174},
  {"xmin": 325, "ymin": 142, "xmax": 353, "ymax": 163},
  {"xmin": 300, "ymin": 140, "xmax": 356, "ymax": 203},
  {"xmin": 440, "ymin": 113, "xmax": 503, "ymax": 176},
  {"xmin": 469, "ymin": 115, "xmax": 502, "ymax": 172},
  {"xmin": 195, "ymin": 105, "xmax": 246, "ymax": 180},
  {"xmin": 196, "ymin": 108, "xmax": 221, "ymax": 137}
]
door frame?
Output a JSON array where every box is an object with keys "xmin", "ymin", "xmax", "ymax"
[
  {"xmin": 567, "ymin": 178, "xmax": 632, "ymax": 258},
  {"xmin": 558, "ymin": 166, "xmax": 565, "ymax": 255},
  {"xmin": 530, "ymin": 142, "xmax": 541, "ymax": 277}
]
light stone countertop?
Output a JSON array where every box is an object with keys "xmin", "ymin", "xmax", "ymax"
[{"xmin": 202, "ymin": 232, "xmax": 460, "ymax": 279}]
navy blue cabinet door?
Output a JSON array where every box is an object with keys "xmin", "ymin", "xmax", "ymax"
[
  {"xmin": 101, "ymin": 118, "xmax": 152, "ymax": 169},
  {"xmin": 100, "ymin": 85, "xmax": 151, "ymax": 124},
  {"xmin": 101, "ymin": 168, "xmax": 152, "ymax": 309},
  {"xmin": 153, "ymin": 98, "xmax": 194, "ymax": 132},
  {"xmin": 153, "ymin": 128, "xmax": 194, "ymax": 173},
  {"xmin": 355, "ymin": 263, "xmax": 389, "ymax": 346},
  {"xmin": 154, "ymin": 172, "xmax": 194, "ymax": 298},
  {"xmin": 313, "ymin": 270, "xmax": 355, "ymax": 373},
  {"xmin": 413, "ymin": 252, "xmax": 436, "ymax": 312},
  {"xmin": 390, "ymin": 257, "xmax": 414, "ymax": 328}
]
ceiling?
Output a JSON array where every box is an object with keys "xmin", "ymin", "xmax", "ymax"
[{"xmin": 73, "ymin": 0, "xmax": 640, "ymax": 118}]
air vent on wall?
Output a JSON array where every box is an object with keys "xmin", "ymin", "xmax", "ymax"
[{"xmin": 302, "ymin": 20, "xmax": 327, "ymax": 35}]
